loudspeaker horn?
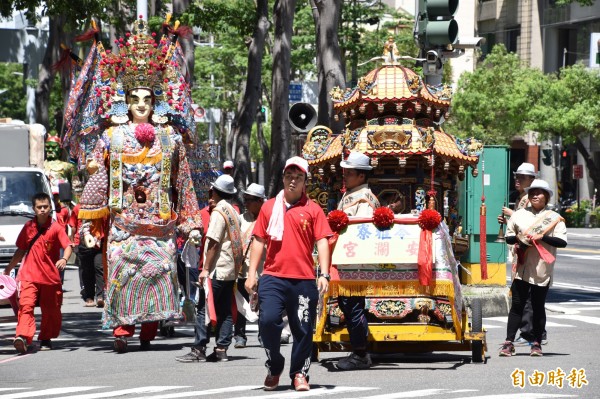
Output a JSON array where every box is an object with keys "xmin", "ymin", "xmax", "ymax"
[{"xmin": 288, "ymin": 102, "xmax": 317, "ymax": 133}]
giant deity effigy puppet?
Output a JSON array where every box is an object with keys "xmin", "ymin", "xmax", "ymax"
[{"xmin": 62, "ymin": 16, "xmax": 203, "ymax": 353}]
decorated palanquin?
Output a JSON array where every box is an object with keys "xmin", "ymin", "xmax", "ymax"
[{"xmin": 305, "ymin": 40, "xmax": 486, "ymax": 361}]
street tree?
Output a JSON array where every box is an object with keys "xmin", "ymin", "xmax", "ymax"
[
  {"xmin": 446, "ymin": 44, "xmax": 548, "ymax": 145},
  {"xmin": 527, "ymin": 64, "xmax": 600, "ymax": 189}
]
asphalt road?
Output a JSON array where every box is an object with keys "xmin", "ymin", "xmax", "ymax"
[{"xmin": 0, "ymin": 229, "xmax": 598, "ymax": 398}]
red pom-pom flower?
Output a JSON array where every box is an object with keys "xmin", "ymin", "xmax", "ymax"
[
  {"xmin": 327, "ymin": 210, "xmax": 349, "ymax": 233},
  {"xmin": 373, "ymin": 207, "xmax": 395, "ymax": 230},
  {"xmin": 418, "ymin": 209, "xmax": 442, "ymax": 231},
  {"xmin": 134, "ymin": 123, "xmax": 156, "ymax": 145}
]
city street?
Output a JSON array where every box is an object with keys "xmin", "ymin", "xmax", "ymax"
[{"xmin": 0, "ymin": 229, "xmax": 598, "ymax": 398}]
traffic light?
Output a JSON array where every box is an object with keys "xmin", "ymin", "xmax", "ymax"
[
  {"xmin": 561, "ymin": 149, "xmax": 568, "ymax": 168},
  {"xmin": 415, "ymin": 0, "xmax": 459, "ymax": 49}
]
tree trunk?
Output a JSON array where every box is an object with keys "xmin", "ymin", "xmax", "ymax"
[
  {"xmin": 35, "ymin": 15, "xmax": 67, "ymax": 131},
  {"xmin": 267, "ymin": 0, "xmax": 297, "ymax": 197},
  {"xmin": 313, "ymin": 0, "xmax": 345, "ymax": 133},
  {"xmin": 173, "ymin": 0, "xmax": 195, "ymax": 88},
  {"xmin": 575, "ymin": 135, "xmax": 599, "ymax": 191},
  {"xmin": 232, "ymin": 0, "xmax": 269, "ymax": 197}
]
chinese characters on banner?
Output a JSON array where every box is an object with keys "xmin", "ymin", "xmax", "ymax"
[{"xmin": 332, "ymin": 222, "xmax": 422, "ymax": 265}]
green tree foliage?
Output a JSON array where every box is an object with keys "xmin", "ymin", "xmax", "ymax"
[
  {"xmin": 446, "ymin": 45, "xmax": 548, "ymax": 144},
  {"xmin": 341, "ymin": 2, "xmax": 416, "ymax": 84},
  {"xmin": 0, "ymin": 63, "xmax": 28, "ymax": 120},
  {"xmin": 527, "ymin": 64, "xmax": 600, "ymax": 144}
]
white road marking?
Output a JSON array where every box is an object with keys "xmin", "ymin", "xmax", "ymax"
[
  {"xmin": 133, "ymin": 386, "xmax": 263, "ymax": 399},
  {"xmin": 451, "ymin": 393, "xmax": 576, "ymax": 399},
  {"xmin": 236, "ymin": 386, "xmax": 375, "ymax": 399},
  {"xmin": 339, "ymin": 389, "xmax": 447, "ymax": 399},
  {"xmin": 548, "ymin": 314, "xmax": 600, "ymax": 325},
  {"xmin": 53, "ymin": 386, "xmax": 189, "ymax": 399},
  {"xmin": 0, "ymin": 387, "xmax": 105, "ymax": 399}
]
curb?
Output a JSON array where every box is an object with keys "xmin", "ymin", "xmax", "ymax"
[{"xmin": 461, "ymin": 285, "xmax": 510, "ymax": 318}]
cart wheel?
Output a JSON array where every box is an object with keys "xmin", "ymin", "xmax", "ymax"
[
  {"xmin": 311, "ymin": 343, "xmax": 320, "ymax": 362},
  {"xmin": 470, "ymin": 298, "xmax": 484, "ymax": 363}
]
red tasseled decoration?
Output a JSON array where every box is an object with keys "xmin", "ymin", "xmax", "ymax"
[
  {"xmin": 162, "ymin": 22, "xmax": 175, "ymax": 36},
  {"xmin": 75, "ymin": 27, "xmax": 100, "ymax": 43},
  {"xmin": 327, "ymin": 210, "xmax": 349, "ymax": 233},
  {"xmin": 52, "ymin": 47, "xmax": 74, "ymax": 73},
  {"xmin": 418, "ymin": 209, "xmax": 442, "ymax": 231},
  {"xmin": 173, "ymin": 25, "xmax": 193, "ymax": 39},
  {"xmin": 373, "ymin": 207, "xmax": 395, "ymax": 230}
]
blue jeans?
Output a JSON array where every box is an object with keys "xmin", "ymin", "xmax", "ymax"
[
  {"xmin": 339, "ymin": 296, "xmax": 369, "ymax": 350},
  {"xmin": 193, "ymin": 278, "xmax": 235, "ymax": 349},
  {"xmin": 258, "ymin": 274, "xmax": 318, "ymax": 380}
]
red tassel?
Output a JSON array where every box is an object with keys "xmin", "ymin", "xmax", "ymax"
[
  {"xmin": 52, "ymin": 47, "xmax": 74, "ymax": 73},
  {"xmin": 75, "ymin": 27, "xmax": 99, "ymax": 43},
  {"xmin": 417, "ymin": 229, "xmax": 433, "ymax": 286},
  {"xmin": 206, "ymin": 279, "xmax": 217, "ymax": 327},
  {"xmin": 173, "ymin": 25, "xmax": 193, "ymax": 39},
  {"xmin": 480, "ymin": 202, "xmax": 488, "ymax": 280},
  {"xmin": 231, "ymin": 290, "xmax": 238, "ymax": 324}
]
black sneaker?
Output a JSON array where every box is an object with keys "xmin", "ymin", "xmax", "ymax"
[
  {"xmin": 39, "ymin": 339, "xmax": 52, "ymax": 351},
  {"xmin": 175, "ymin": 347, "xmax": 206, "ymax": 363},
  {"xmin": 206, "ymin": 349, "xmax": 229, "ymax": 362}
]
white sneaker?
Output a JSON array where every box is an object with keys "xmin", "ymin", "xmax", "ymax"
[
  {"xmin": 336, "ymin": 353, "xmax": 372, "ymax": 370},
  {"xmin": 513, "ymin": 336, "xmax": 532, "ymax": 347}
]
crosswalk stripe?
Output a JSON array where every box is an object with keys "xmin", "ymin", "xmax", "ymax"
[
  {"xmin": 483, "ymin": 317, "xmax": 575, "ymax": 328},
  {"xmin": 0, "ymin": 387, "xmax": 105, "ymax": 399},
  {"xmin": 54, "ymin": 386, "xmax": 190, "ymax": 399},
  {"xmin": 558, "ymin": 301, "xmax": 600, "ymax": 306},
  {"xmin": 451, "ymin": 393, "xmax": 577, "ymax": 399},
  {"xmin": 132, "ymin": 386, "xmax": 263, "ymax": 399},
  {"xmin": 548, "ymin": 314, "xmax": 600, "ymax": 325},
  {"xmin": 235, "ymin": 386, "xmax": 375, "ymax": 399},
  {"xmin": 339, "ymin": 388, "xmax": 447, "ymax": 399}
]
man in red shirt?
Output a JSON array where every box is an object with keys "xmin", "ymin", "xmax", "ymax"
[
  {"xmin": 245, "ymin": 156, "xmax": 333, "ymax": 392},
  {"xmin": 3, "ymin": 192, "xmax": 73, "ymax": 353}
]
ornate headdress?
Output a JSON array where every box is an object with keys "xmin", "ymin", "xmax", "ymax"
[
  {"xmin": 62, "ymin": 16, "xmax": 196, "ymax": 170},
  {"xmin": 96, "ymin": 16, "xmax": 190, "ymax": 125}
]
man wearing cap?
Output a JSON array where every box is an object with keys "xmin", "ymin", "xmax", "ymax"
[
  {"xmin": 245, "ymin": 156, "xmax": 333, "ymax": 392},
  {"xmin": 338, "ymin": 152, "xmax": 380, "ymax": 217},
  {"xmin": 498, "ymin": 162, "xmax": 542, "ymax": 346},
  {"xmin": 336, "ymin": 151, "xmax": 380, "ymax": 370},
  {"xmin": 499, "ymin": 163, "xmax": 538, "ymax": 222},
  {"xmin": 233, "ymin": 183, "xmax": 266, "ymax": 348},
  {"xmin": 500, "ymin": 179, "xmax": 567, "ymax": 357},
  {"xmin": 176, "ymin": 175, "xmax": 243, "ymax": 363},
  {"xmin": 222, "ymin": 160, "xmax": 234, "ymax": 176}
]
